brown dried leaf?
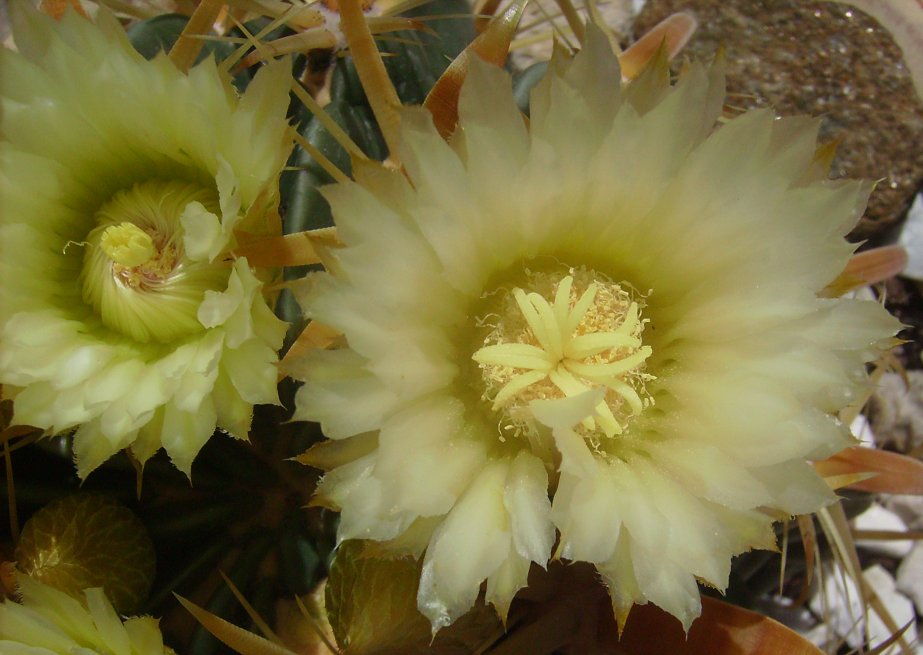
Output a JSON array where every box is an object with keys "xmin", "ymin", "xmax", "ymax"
[
  {"xmin": 423, "ymin": 0, "xmax": 528, "ymax": 139},
  {"xmin": 802, "ymin": 138, "xmax": 840, "ymax": 182},
  {"xmin": 814, "ymin": 446, "xmax": 923, "ymax": 494},
  {"xmin": 609, "ymin": 596, "xmax": 825, "ymax": 655},
  {"xmin": 279, "ymin": 321, "xmax": 343, "ymax": 378},
  {"xmin": 619, "ymin": 12, "xmax": 697, "ymax": 80},
  {"xmin": 821, "ymin": 245, "xmax": 907, "ymax": 297},
  {"xmin": 292, "ymin": 433, "xmax": 378, "ymax": 471},
  {"xmin": 233, "ymin": 227, "xmax": 341, "ymax": 268}
]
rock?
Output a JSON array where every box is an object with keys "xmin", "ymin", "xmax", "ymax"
[
  {"xmin": 850, "ymin": 413, "xmax": 876, "ymax": 447},
  {"xmin": 899, "ymin": 194, "xmax": 923, "ymax": 281},
  {"xmin": 754, "ymin": 595, "xmax": 816, "ymax": 632},
  {"xmin": 809, "ymin": 563, "xmax": 918, "ymax": 655},
  {"xmin": 883, "ymin": 495, "xmax": 923, "ymax": 531},
  {"xmin": 897, "ymin": 541, "xmax": 923, "ymax": 616},
  {"xmin": 869, "ymin": 371, "xmax": 923, "ymax": 453},
  {"xmin": 881, "ymin": 276, "xmax": 923, "ymax": 371},
  {"xmin": 634, "ymin": 0, "xmax": 923, "ymax": 242},
  {"xmin": 853, "ymin": 504, "xmax": 915, "ymax": 559}
]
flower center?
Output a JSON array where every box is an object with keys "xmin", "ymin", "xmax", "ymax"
[
  {"xmin": 99, "ymin": 222, "xmax": 180, "ymax": 290},
  {"xmin": 80, "ymin": 180, "xmax": 229, "ymax": 344},
  {"xmin": 472, "ymin": 267, "xmax": 654, "ymax": 443},
  {"xmin": 100, "ymin": 223, "xmax": 156, "ymax": 268}
]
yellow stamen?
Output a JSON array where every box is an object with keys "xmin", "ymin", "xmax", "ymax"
[
  {"xmin": 472, "ymin": 269, "xmax": 654, "ymax": 443},
  {"xmin": 99, "ymin": 222, "xmax": 155, "ymax": 268}
]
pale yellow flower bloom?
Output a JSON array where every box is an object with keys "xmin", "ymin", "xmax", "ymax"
[
  {"xmin": 292, "ymin": 26, "xmax": 900, "ymax": 631},
  {"xmin": 0, "ymin": 6, "xmax": 293, "ymax": 476},
  {"xmin": 0, "ymin": 573, "xmax": 172, "ymax": 655}
]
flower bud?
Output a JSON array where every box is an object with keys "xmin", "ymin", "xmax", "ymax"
[{"xmin": 15, "ymin": 493, "xmax": 155, "ymax": 614}]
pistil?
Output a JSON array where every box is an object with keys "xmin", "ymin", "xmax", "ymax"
[
  {"xmin": 473, "ymin": 268, "xmax": 654, "ymax": 442},
  {"xmin": 99, "ymin": 221, "xmax": 179, "ymax": 290}
]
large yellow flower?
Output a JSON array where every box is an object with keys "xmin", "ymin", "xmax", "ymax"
[
  {"xmin": 0, "ymin": 573, "xmax": 172, "ymax": 655},
  {"xmin": 292, "ymin": 26, "xmax": 900, "ymax": 631},
  {"xmin": 0, "ymin": 6, "xmax": 292, "ymax": 476}
]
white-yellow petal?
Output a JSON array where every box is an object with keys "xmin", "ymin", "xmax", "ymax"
[
  {"xmin": 293, "ymin": 19, "xmax": 899, "ymax": 634},
  {"xmin": 417, "ymin": 461, "xmax": 512, "ymax": 631},
  {"xmin": 0, "ymin": 573, "xmax": 170, "ymax": 654},
  {"xmin": 0, "ymin": 3, "xmax": 293, "ymax": 478},
  {"xmin": 504, "ymin": 451, "xmax": 554, "ymax": 564}
]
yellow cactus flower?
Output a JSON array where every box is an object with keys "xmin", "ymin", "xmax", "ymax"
[
  {"xmin": 0, "ymin": 6, "xmax": 293, "ymax": 477},
  {"xmin": 292, "ymin": 24, "xmax": 900, "ymax": 632},
  {"xmin": 0, "ymin": 572, "xmax": 173, "ymax": 655}
]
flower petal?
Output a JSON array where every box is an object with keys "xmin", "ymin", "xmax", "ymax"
[
  {"xmin": 504, "ymin": 450, "xmax": 554, "ymax": 564},
  {"xmin": 417, "ymin": 461, "xmax": 512, "ymax": 631}
]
